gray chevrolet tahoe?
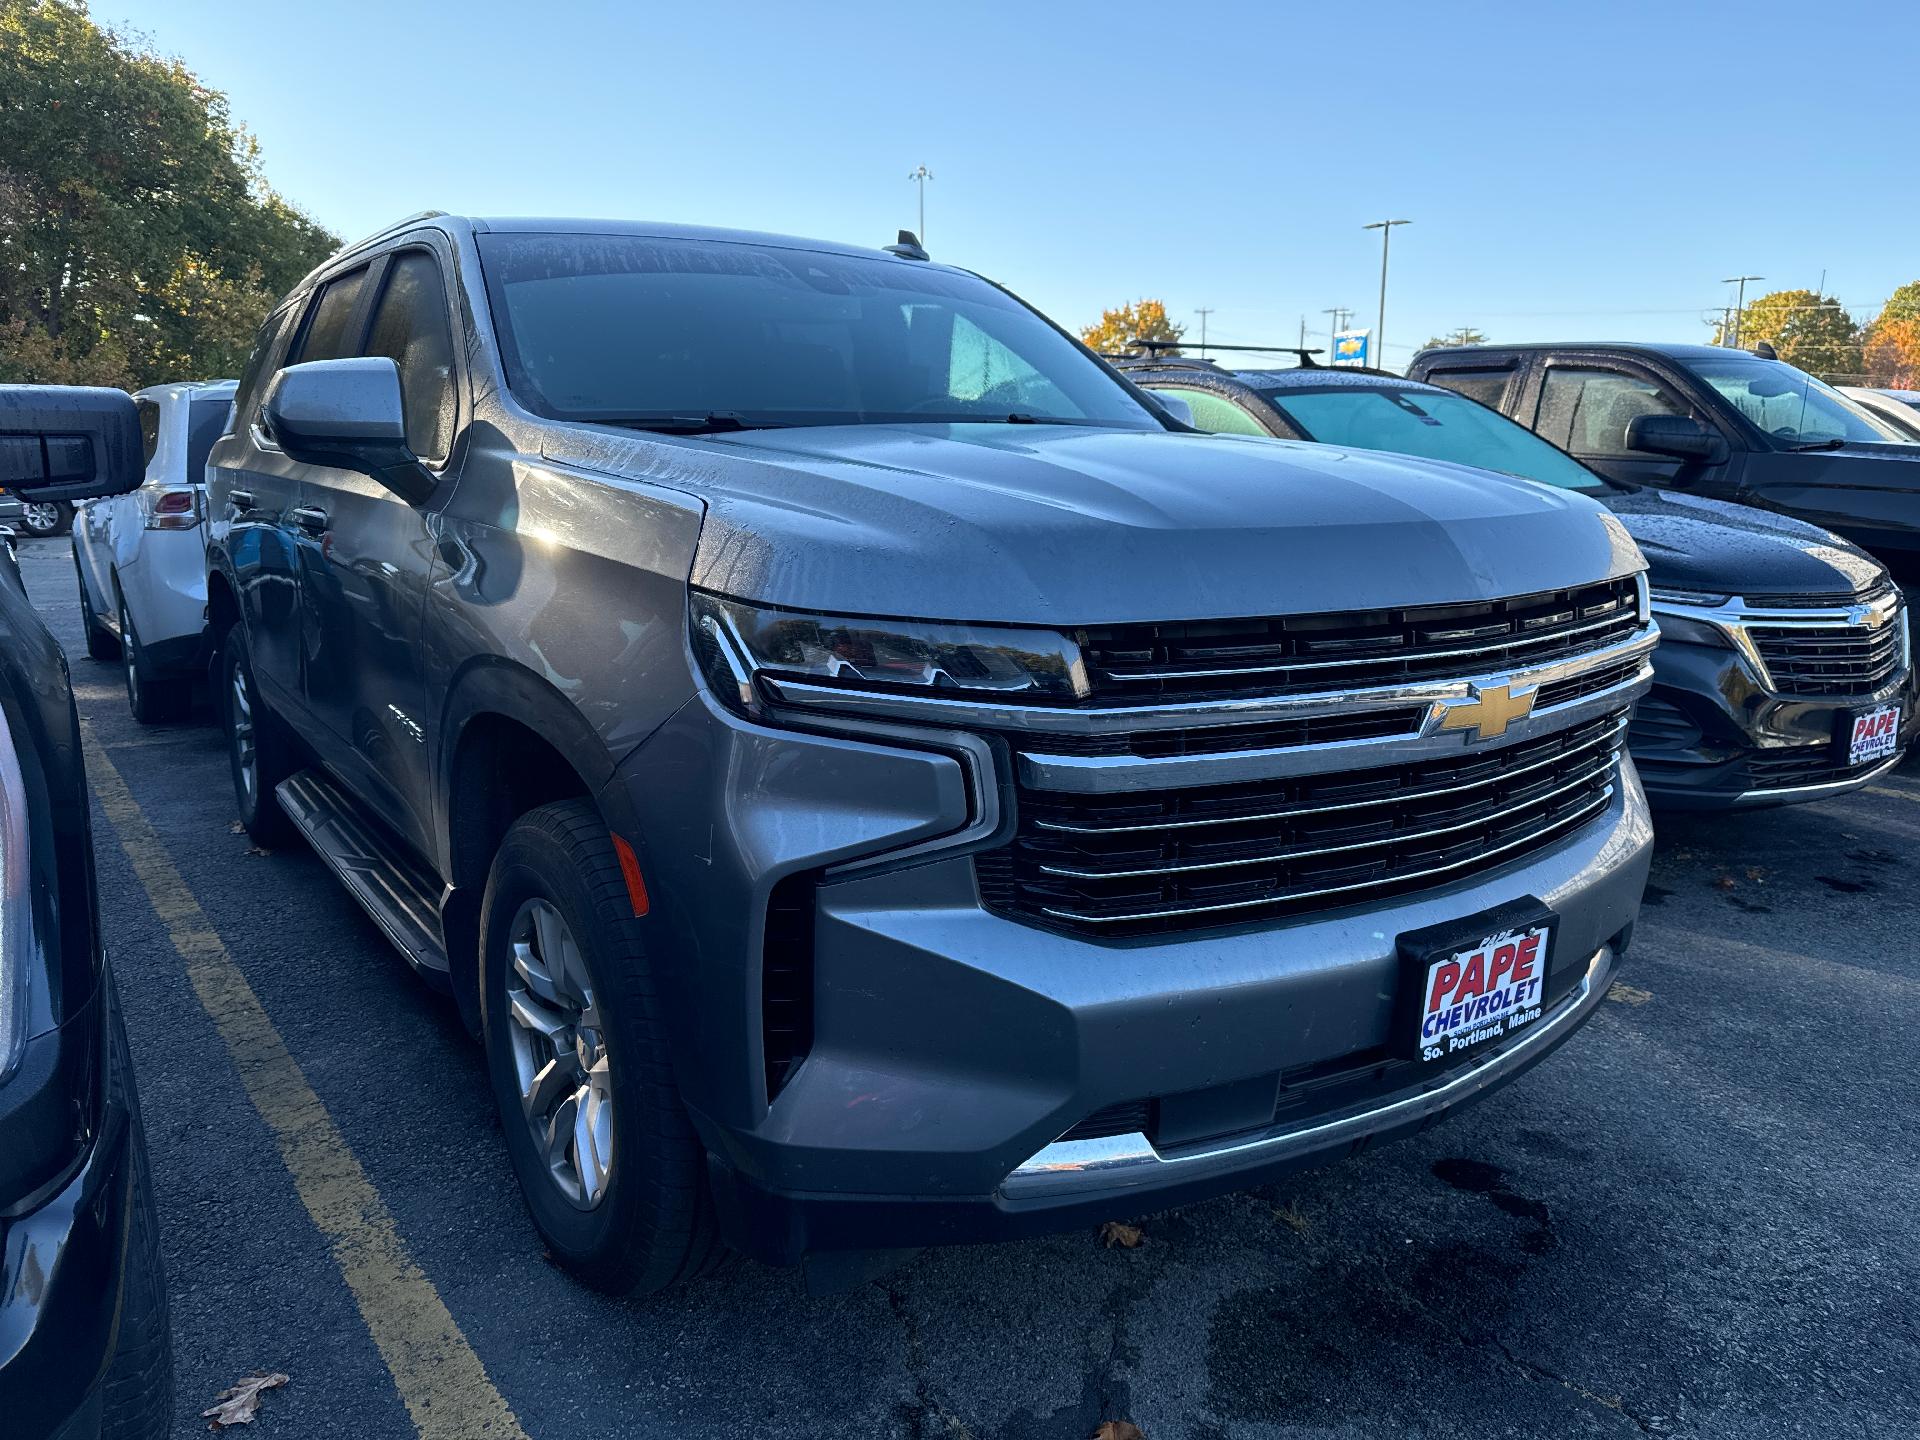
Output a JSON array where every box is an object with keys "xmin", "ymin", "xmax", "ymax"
[{"xmin": 206, "ymin": 213, "xmax": 1655, "ymax": 1291}]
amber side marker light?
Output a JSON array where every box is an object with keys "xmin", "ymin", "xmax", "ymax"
[{"xmin": 610, "ymin": 832, "xmax": 651, "ymax": 917}]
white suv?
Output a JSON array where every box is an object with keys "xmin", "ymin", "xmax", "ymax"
[{"xmin": 73, "ymin": 379, "xmax": 236, "ymax": 721}]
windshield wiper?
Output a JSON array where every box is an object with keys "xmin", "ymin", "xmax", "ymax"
[
  {"xmin": 596, "ymin": 412, "xmax": 791, "ymax": 435},
  {"xmin": 1789, "ymin": 437, "xmax": 1848, "ymax": 452}
]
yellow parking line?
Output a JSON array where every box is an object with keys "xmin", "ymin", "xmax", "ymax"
[
  {"xmin": 80, "ymin": 722, "xmax": 528, "ymax": 1440},
  {"xmin": 1866, "ymin": 785, "xmax": 1919, "ymax": 804}
]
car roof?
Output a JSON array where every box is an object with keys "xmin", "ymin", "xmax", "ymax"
[{"xmin": 1416, "ymin": 341, "xmax": 1753, "ymax": 362}]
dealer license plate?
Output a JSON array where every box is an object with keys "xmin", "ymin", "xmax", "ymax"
[
  {"xmin": 1846, "ymin": 705, "xmax": 1901, "ymax": 767},
  {"xmin": 1412, "ymin": 919, "xmax": 1553, "ymax": 1066}
]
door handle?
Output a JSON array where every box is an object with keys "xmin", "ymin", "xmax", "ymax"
[
  {"xmin": 229, "ymin": 490, "xmax": 254, "ymax": 511},
  {"xmin": 290, "ymin": 506, "xmax": 330, "ymax": 535}
]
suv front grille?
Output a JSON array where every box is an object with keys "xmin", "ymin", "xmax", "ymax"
[
  {"xmin": 1748, "ymin": 611, "xmax": 1904, "ymax": 698},
  {"xmin": 977, "ymin": 709, "xmax": 1630, "ymax": 938},
  {"xmin": 1746, "ymin": 747, "xmax": 1893, "ymax": 791},
  {"xmin": 1075, "ymin": 576, "xmax": 1641, "ymax": 701}
]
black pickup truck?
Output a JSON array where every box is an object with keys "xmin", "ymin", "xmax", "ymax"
[{"xmin": 1408, "ymin": 342, "xmax": 1920, "ymax": 584}]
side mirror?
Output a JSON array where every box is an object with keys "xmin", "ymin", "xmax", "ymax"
[
  {"xmin": 1152, "ymin": 393, "xmax": 1195, "ymax": 428},
  {"xmin": 263, "ymin": 358, "xmax": 435, "ymax": 506},
  {"xmin": 1626, "ymin": 413, "xmax": 1726, "ymax": 465},
  {"xmin": 0, "ymin": 385, "xmax": 144, "ymax": 503}
]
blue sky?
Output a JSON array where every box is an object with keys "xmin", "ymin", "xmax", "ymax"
[{"xmin": 101, "ymin": 0, "xmax": 1920, "ymax": 368}]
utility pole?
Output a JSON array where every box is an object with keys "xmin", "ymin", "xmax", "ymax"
[
  {"xmin": 1194, "ymin": 308, "xmax": 1214, "ymax": 357},
  {"xmin": 908, "ymin": 165, "xmax": 933, "ymax": 241},
  {"xmin": 1363, "ymin": 220, "xmax": 1411, "ymax": 370},
  {"xmin": 1323, "ymin": 307, "xmax": 1351, "ymax": 357},
  {"xmin": 1723, "ymin": 274, "xmax": 1762, "ymax": 348},
  {"xmin": 1299, "ymin": 314, "xmax": 1307, "ymax": 350}
]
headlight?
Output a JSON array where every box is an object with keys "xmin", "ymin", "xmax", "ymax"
[
  {"xmin": 691, "ymin": 592, "xmax": 1090, "ymax": 716},
  {"xmin": 0, "ymin": 700, "xmax": 31, "ymax": 1082}
]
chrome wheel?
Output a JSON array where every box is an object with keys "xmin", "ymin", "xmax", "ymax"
[
  {"xmin": 229, "ymin": 661, "xmax": 256, "ymax": 807},
  {"xmin": 505, "ymin": 898, "xmax": 613, "ymax": 1210},
  {"xmin": 22, "ymin": 502, "xmax": 61, "ymax": 536}
]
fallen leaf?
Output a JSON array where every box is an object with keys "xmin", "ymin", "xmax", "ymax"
[
  {"xmin": 1099, "ymin": 1220, "xmax": 1145, "ymax": 1249},
  {"xmin": 246, "ymin": 846, "xmax": 272, "ymax": 858},
  {"xmin": 1713, "ymin": 874, "xmax": 1737, "ymax": 891},
  {"xmin": 1093, "ymin": 1423, "xmax": 1146, "ymax": 1440},
  {"xmin": 1606, "ymin": 982, "xmax": 1653, "ymax": 1006},
  {"xmin": 1272, "ymin": 1203, "xmax": 1310, "ymax": 1234},
  {"xmin": 228, "ymin": 821, "xmax": 246, "ymax": 834},
  {"xmin": 1745, "ymin": 867, "xmax": 1766, "ymax": 883},
  {"xmin": 203, "ymin": 1372, "xmax": 288, "ymax": 1429}
]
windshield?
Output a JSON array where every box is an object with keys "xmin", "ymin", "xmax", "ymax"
[
  {"xmin": 1260, "ymin": 385, "xmax": 1607, "ymax": 491},
  {"xmin": 1685, "ymin": 356, "xmax": 1894, "ymax": 445},
  {"xmin": 476, "ymin": 233, "xmax": 1158, "ymax": 431}
]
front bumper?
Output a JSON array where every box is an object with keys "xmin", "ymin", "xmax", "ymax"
[
  {"xmin": 0, "ymin": 992, "xmax": 136, "ymax": 1440},
  {"xmin": 609, "ymin": 688, "xmax": 1652, "ymax": 1266},
  {"xmin": 1630, "ymin": 636, "xmax": 1918, "ymax": 810}
]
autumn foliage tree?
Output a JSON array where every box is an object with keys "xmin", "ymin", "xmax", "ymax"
[
  {"xmin": 0, "ymin": 0, "xmax": 338, "ymax": 388},
  {"xmin": 1080, "ymin": 299, "xmax": 1185, "ymax": 355},
  {"xmin": 1718, "ymin": 288, "xmax": 1862, "ymax": 380},
  {"xmin": 1860, "ymin": 281, "xmax": 1920, "ymax": 388}
]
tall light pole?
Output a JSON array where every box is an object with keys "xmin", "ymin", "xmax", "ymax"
[
  {"xmin": 1194, "ymin": 307, "xmax": 1214, "ymax": 356},
  {"xmin": 1363, "ymin": 219, "xmax": 1410, "ymax": 370},
  {"xmin": 908, "ymin": 165, "xmax": 933, "ymax": 241},
  {"xmin": 1723, "ymin": 274, "xmax": 1763, "ymax": 348}
]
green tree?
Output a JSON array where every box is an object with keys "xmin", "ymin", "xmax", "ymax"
[
  {"xmin": 1422, "ymin": 327, "xmax": 1489, "ymax": 349},
  {"xmin": 1080, "ymin": 299, "xmax": 1185, "ymax": 355},
  {"xmin": 0, "ymin": 1, "xmax": 337, "ymax": 387},
  {"xmin": 1876, "ymin": 280, "xmax": 1920, "ymax": 328},
  {"xmin": 1715, "ymin": 288, "xmax": 1863, "ymax": 380}
]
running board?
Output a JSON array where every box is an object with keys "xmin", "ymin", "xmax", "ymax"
[{"xmin": 277, "ymin": 770, "xmax": 450, "ymax": 980}]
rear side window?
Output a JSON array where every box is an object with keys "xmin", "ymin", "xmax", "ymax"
[
  {"xmin": 184, "ymin": 399, "xmax": 231, "ymax": 483},
  {"xmin": 1422, "ymin": 367, "xmax": 1516, "ymax": 411},
  {"xmin": 135, "ymin": 399, "xmax": 161, "ymax": 464},
  {"xmin": 1535, "ymin": 368, "xmax": 1684, "ymax": 457},
  {"xmin": 362, "ymin": 253, "xmax": 458, "ymax": 464},
  {"xmin": 294, "ymin": 267, "xmax": 371, "ymax": 364}
]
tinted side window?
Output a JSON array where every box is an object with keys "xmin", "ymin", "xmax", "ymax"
[
  {"xmin": 136, "ymin": 399, "xmax": 161, "ymax": 465},
  {"xmin": 1535, "ymin": 368, "xmax": 1684, "ymax": 458},
  {"xmin": 1152, "ymin": 386, "xmax": 1270, "ymax": 437},
  {"xmin": 185, "ymin": 399, "xmax": 231, "ymax": 483},
  {"xmin": 1422, "ymin": 367, "xmax": 1516, "ymax": 411},
  {"xmin": 293, "ymin": 267, "xmax": 371, "ymax": 365},
  {"xmin": 363, "ymin": 253, "xmax": 458, "ymax": 465},
  {"xmin": 229, "ymin": 306, "xmax": 296, "ymax": 433}
]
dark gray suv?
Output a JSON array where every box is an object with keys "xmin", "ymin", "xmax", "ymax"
[{"xmin": 206, "ymin": 214, "xmax": 1655, "ymax": 1290}]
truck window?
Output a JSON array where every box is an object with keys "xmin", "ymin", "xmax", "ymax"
[
  {"xmin": 362, "ymin": 252, "xmax": 458, "ymax": 465},
  {"xmin": 228, "ymin": 307, "xmax": 296, "ymax": 434},
  {"xmin": 1149, "ymin": 386, "xmax": 1271, "ymax": 437},
  {"xmin": 292, "ymin": 267, "xmax": 370, "ymax": 365},
  {"xmin": 1535, "ymin": 368, "xmax": 1684, "ymax": 458},
  {"xmin": 1422, "ymin": 367, "xmax": 1516, "ymax": 411}
]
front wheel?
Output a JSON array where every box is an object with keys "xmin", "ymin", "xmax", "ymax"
[
  {"xmin": 19, "ymin": 499, "xmax": 70, "ymax": 537},
  {"xmin": 480, "ymin": 800, "xmax": 723, "ymax": 1294},
  {"xmin": 222, "ymin": 626, "xmax": 296, "ymax": 846}
]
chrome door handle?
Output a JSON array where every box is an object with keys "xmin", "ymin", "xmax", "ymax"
[{"xmin": 290, "ymin": 506, "xmax": 330, "ymax": 535}]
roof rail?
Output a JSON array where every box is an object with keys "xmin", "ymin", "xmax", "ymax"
[
  {"xmin": 327, "ymin": 210, "xmax": 449, "ymax": 263},
  {"xmin": 1126, "ymin": 339, "xmax": 1327, "ymax": 367}
]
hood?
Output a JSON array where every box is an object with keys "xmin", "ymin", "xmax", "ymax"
[
  {"xmin": 1598, "ymin": 485, "xmax": 1883, "ymax": 599},
  {"xmin": 546, "ymin": 423, "xmax": 1641, "ymax": 624}
]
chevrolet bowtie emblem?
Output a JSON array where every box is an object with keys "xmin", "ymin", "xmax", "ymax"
[{"xmin": 1436, "ymin": 683, "xmax": 1538, "ymax": 742}]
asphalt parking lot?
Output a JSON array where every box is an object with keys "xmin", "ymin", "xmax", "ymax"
[{"xmin": 14, "ymin": 533, "xmax": 1920, "ymax": 1439}]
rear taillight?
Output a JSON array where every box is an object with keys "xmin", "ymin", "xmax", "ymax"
[{"xmin": 146, "ymin": 488, "xmax": 202, "ymax": 531}]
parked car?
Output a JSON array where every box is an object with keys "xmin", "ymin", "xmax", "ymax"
[
  {"xmin": 73, "ymin": 379, "xmax": 238, "ymax": 721},
  {"xmin": 0, "ymin": 386, "xmax": 172, "ymax": 1439},
  {"xmin": 0, "ymin": 490, "xmax": 72, "ymax": 538},
  {"xmin": 1121, "ymin": 357, "xmax": 1918, "ymax": 809},
  {"xmin": 207, "ymin": 214, "xmax": 1653, "ymax": 1292},
  {"xmin": 1838, "ymin": 386, "xmax": 1920, "ymax": 442},
  {"xmin": 1408, "ymin": 342, "xmax": 1920, "ymax": 584}
]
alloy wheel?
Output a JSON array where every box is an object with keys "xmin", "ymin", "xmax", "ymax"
[
  {"xmin": 120, "ymin": 601, "xmax": 143, "ymax": 711},
  {"xmin": 22, "ymin": 502, "xmax": 61, "ymax": 536},
  {"xmin": 229, "ymin": 661, "xmax": 256, "ymax": 807},
  {"xmin": 504, "ymin": 898, "xmax": 614, "ymax": 1210}
]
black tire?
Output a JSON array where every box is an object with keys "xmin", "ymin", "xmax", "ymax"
[
  {"xmin": 221, "ymin": 624, "xmax": 296, "ymax": 846},
  {"xmin": 99, "ymin": 1006, "xmax": 175, "ymax": 1440},
  {"xmin": 75, "ymin": 554, "xmax": 120, "ymax": 661},
  {"xmin": 118, "ymin": 591, "xmax": 188, "ymax": 725},
  {"xmin": 19, "ymin": 498, "xmax": 71, "ymax": 538},
  {"xmin": 480, "ymin": 799, "xmax": 724, "ymax": 1295}
]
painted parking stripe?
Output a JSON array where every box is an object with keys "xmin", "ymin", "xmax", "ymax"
[
  {"xmin": 1866, "ymin": 785, "xmax": 1919, "ymax": 804},
  {"xmin": 80, "ymin": 722, "xmax": 529, "ymax": 1440}
]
